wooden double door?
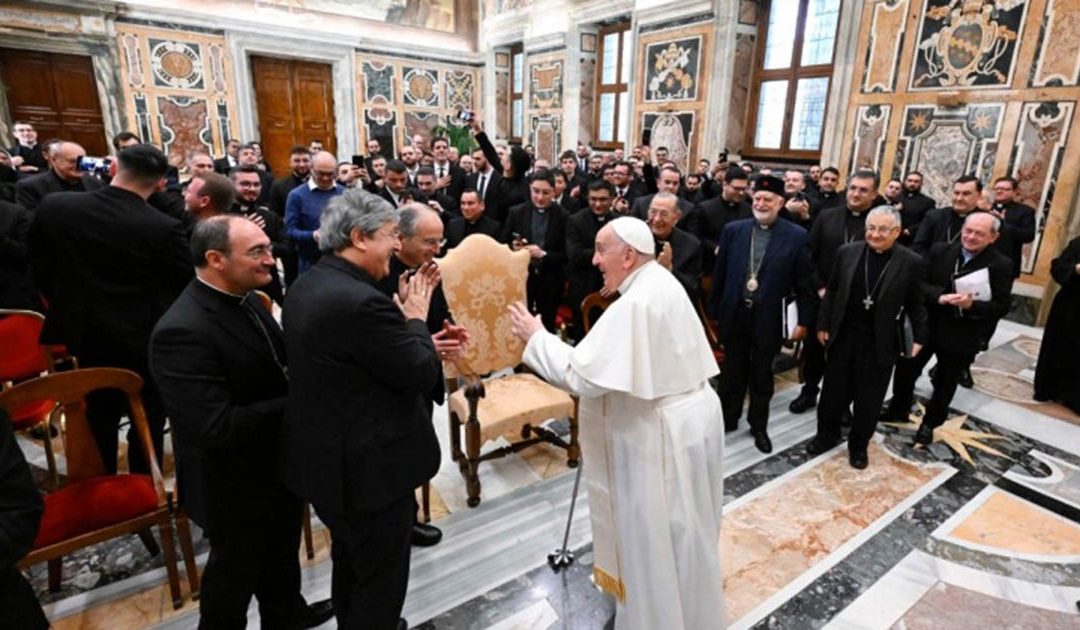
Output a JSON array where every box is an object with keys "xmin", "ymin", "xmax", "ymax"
[
  {"xmin": 250, "ymin": 56, "xmax": 335, "ymax": 175},
  {"xmin": 0, "ymin": 48, "xmax": 108, "ymax": 156}
]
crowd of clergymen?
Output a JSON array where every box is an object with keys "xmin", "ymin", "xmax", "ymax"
[{"xmin": 4, "ymin": 116, "xmax": 1080, "ymax": 628}]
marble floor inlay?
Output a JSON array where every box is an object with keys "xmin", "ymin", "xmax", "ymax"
[{"xmin": 890, "ymin": 581, "xmax": 1080, "ymax": 629}]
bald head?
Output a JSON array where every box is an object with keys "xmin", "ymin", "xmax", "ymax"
[
  {"xmin": 53, "ymin": 142, "xmax": 87, "ymax": 182},
  {"xmin": 311, "ymin": 151, "xmax": 338, "ymax": 190}
]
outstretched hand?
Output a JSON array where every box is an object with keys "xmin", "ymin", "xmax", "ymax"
[{"xmin": 508, "ymin": 301, "xmax": 544, "ymax": 343}]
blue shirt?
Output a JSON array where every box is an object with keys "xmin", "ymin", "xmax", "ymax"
[{"xmin": 285, "ymin": 181, "xmax": 343, "ymax": 271}]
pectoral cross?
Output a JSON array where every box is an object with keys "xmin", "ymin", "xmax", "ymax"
[{"xmin": 862, "ymin": 295, "xmax": 874, "ymax": 310}]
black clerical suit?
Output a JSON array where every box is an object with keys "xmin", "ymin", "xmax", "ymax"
[
  {"xmin": 268, "ymin": 172, "xmax": 306, "ymax": 287},
  {"xmin": 500, "ymin": 201, "xmax": 568, "ymax": 331},
  {"xmin": 696, "ymin": 196, "xmax": 751, "ymax": 271},
  {"xmin": 798, "ymin": 206, "xmax": 871, "ymax": 405},
  {"xmin": 912, "ymin": 207, "xmax": 970, "ymax": 255},
  {"xmin": 230, "ymin": 202, "xmax": 287, "ymax": 304},
  {"xmin": 7, "ymin": 143, "xmax": 48, "ymax": 173},
  {"xmin": 281, "ymin": 255, "xmax": 441, "ymax": 628},
  {"xmin": 445, "ymin": 214, "xmax": 500, "ymax": 249},
  {"xmin": 0, "ymin": 409, "xmax": 47, "ymax": 630},
  {"xmin": 630, "ymin": 193, "xmax": 700, "ymax": 236},
  {"xmin": 899, "ymin": 190, "xmax": 936, "ymax": 244},
  {"xmin": 815, "ymin": 242, "xmax": 927, "ymax": 453},
  {"xmin": 814, "ymin": 190, "xmax": 844, "ymax": 213},
  {"xmin": 0, "ymin": 200, "xmax": 41, "ymax": 311},
  {"xmin": 655, "ymin": 226, "xmax": 703, "ymax": 299},
  {"xmin": 150, "ymin": 279, "xmax": 306, "ymax": 629},
  {"xmin": 991, "ymin": 200, "xmax": 1036, "ymax": 277},
  {"xmin": 886, "ymin": 242, "xmax": 1012, "ymax": 429},
  {"xmin": 565, "ymin": 208, "xmax": 611, "ymax": 341},
  {"xmin": 1034, "ymin": 236, "xmax": 1080, "ymax": 414},
  {"xmin": 29, "ymin": 186, "xmax": 192, "ymax": 474},
  {"xmin": 708, "ymin": 218, "xmax": 813, "ymax": 433},
  {"xmin": 15, "ymin": 169, "xmax": 104, "ymax": 211}
]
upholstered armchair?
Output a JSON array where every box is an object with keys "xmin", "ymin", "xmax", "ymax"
[{"xmin": 438, "ymin": 234, "xmax": 580, "ymax": 507}]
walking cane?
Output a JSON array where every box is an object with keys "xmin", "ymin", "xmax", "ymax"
[{"xmin": 548, "ymin": 463, "xmax": 583, "ymax": 571}]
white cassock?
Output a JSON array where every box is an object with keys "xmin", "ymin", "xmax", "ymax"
[{"xmin": 523, "ymin": 260, "xmax": 725, "ymax": 630}]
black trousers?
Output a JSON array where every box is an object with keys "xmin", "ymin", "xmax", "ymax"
[
  {"xmin": 282, "ymin": 246, "xmax": 299, "ymax": 287},
  {"xmin": 718, "ymin": 303, "xmax": 776, "ymax": 433},
  {"xmin": 81, "ymin": 351, "xmax": 165, "ymax": 476},
  {"xmin": 318, "ymin": 493, "xmax": 414, "ymax": 630},
  {"xmin": 889, "ymin": 342, "xmax": 974, "ymax": 429},
  {"xmin": 0, "ymin": 566, "xmax": 48, "ymax": 630},
  {"xmin": 198, "ymin": 496, "xmax": 305, "ymax": 630},
  {"xmin": 798, "ymin": 331, "xmax": 827, "ymax": 398},
  {"xmin": 816, "ymin": 328, "xmax": 894, "ymax": 453},
  {"xmin": 527, "ymin": 274, "xmax": 562, "ymax": 333}
]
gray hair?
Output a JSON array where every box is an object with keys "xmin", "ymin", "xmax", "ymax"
[
  {"xmin": 398, "ymin": 202, "xmax": 438, "ymax": 238},
  {"xmin": 191, "ymin": 215, "xmax": 236, "ymax": 268},
  {"xmin": 866, "ymin": 205, "xmax": 901, "ymax": 228},
  {"xmin": 650, "ymin": 191, "xmax": 680, "ymax": 207},
  {"xmin": 319, "ymin": 188, "xmax": 398, "ymax": 253},
  {"xmin": 965, "ymin": 210, "xmax": 1001, "ymax": 234}
]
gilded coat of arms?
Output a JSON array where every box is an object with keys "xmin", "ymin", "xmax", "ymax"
[{"xmin": 912, "ymin": 0, "xmax": 1026, "ymax": 88}]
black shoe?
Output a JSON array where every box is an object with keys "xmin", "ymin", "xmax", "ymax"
[
  {"xmin": 603, "ymin": 612, "xmax": 615, "ymax": 630},
  {"xmin": 1033, "ymin": 392, "xmax": 1052, "ymax": 403},
  {"xmin": 302, "ymin": 599, "xmax": 335, "ymax": 628},
  {"xmin": 849, "ymin": 451, "xmax": 868, "ymax": 469},
  {"xmin": 398, "ymin": 619, "xmax": 408, "ymax": 630},
  {"xmin": 751, "ymin": 431, "xmax": 773, "ymax": 454},
  {"xmin": 411, "ymin": 523, "xmax": 442, "ymax": 547},
  {"xmin": 878, "ymin": 406, "xmax": 907, "ymax": 423},
  {"xmin": 914, "ymin": 423, "xmax": 934, "ymax": 445},
  {"xmin": 806, "ymin": 437, "xmax": 838, "ymax": 456},
  {"xmin": 724, "ymin": 423, "xmax": 738, "ymax": 434},
  {"xmin": 958, "ymin": 367, "xmax": 974, "ymax": 389},
  {"xmin": 788, "ymin": 392, "xmax": 817, "ymax": 414}
]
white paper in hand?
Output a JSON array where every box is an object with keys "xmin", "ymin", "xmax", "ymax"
[
  {"xmin": 783, "ymin": 297, "xmax": 799, "ymax": 339},
  {"xmin": 954, "ymin": 267, "xmax": 992, "ymax": 302}
]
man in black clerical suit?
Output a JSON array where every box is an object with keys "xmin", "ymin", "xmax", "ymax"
[
  {"xmin": 913, "ymin": 175, "xmax": 982, "ymax": 255},
  {"xmin": 15, "ymin": 141, "xmax": 103, "ymax": 211},
  {"xmin": 779, "ymin": 170, "xmax": 815, "ymax": 229},
  {"xmin": 1034, "ymin": 235, "xmax": 1080, "ymax": 414},
  {"xmin": 882, "ymin": 212, "xmax": 1013, "ymax": 444},
  {"xmin": 566, "ymin": 180, "xmax": 616, "ymax": 341},
  {"xmin": 0, "ymin": 408, "xmax": 47, "ymax": 630},
  {"xmin": 697, "ymin": 168, "xmax": 752, "ymax": 271},
  {"xmin": 230, "ymin": 165, "xmax": 287, "ymax": 304},
  {"xmin": 500, "ymin": 169, "xmax": 568, "ymax": 331},
  {"xmin": 989, "ymin": 176, "xmax": 1036, "ymax": 278},
  {"xmin": 789, "ymin": 169, "xmax": 880, "ymax": 415},
  {"xmin": 445, "ymin": 189, "xmax": 499, "ymax": 249},
  {"xmin": 815, "ymin": 167, "xmax": 844, "ymax": 212},
  {"xmin": 646, "ymin": 191, "xmax": 702, "ymax": 298},
  {"xmin": 708, "ymin": 175, "xmax": 813, "ymax": 454},
  {"xmin": 414, "ymin": 167, "xmax": 460, "ymax": 217},
  {"xmin": 235, "ymin": 144, "xmax": 273, "ymax": 206},
  {"xmin": 0, "ymin": 199, "xmax": 41, "ymax": 311},
  {"xmin": 466, "ymin": 147, "xmax": 502, "ymax": 220},
  {"xmin": 282, "ymin": 190, "xmax": 449, "ymax": 630},
  {"xmin": 7, "ymin": 121, "xmax": 48, "ymax": 174},
  {"xmin": 29, "ymin": 144, "xmax": 191, "ymax": 474},
  {"xmin": 631, "ymin": 165, "xmax": 699, "ymax": 235},
  {"xmin": 150, "ymin": 216, "xmax": 332, "ymax": 630},
  {"xmin": 806, "ymin": 206, "xmax": 928, "ymax": 469},
  {"xmin": 558, "ymin": 150, "xmax": 588, "ymax": 212},
  {"xmin": 898, "ymin": 171, "xmax": 936, "ymax": 243}
]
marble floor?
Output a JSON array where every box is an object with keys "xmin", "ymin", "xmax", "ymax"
[{"xmin": 20, "ymin": 319, "xmax": 1080, "ymax": 629}]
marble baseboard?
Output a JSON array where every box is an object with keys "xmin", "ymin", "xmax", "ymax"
[{"xmin": 1006, "ymin": 292, "xmax": 1040, "ymax": 326}]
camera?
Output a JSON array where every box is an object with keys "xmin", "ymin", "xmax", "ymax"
[
  {"xmin": 456, "ymin": 108, "xmax": 475, "ymax": 123},
  {"xmin": 78, "ymin": 156, "xmax": 112, "ymax": 177}
]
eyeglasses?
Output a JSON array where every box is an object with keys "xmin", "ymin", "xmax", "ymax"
[
  {"xmin": 313, "ymin": 170, "xmax": 336, "ymax": 178},
  {"xmin": 865, "ymin": 225, "xmax": 898, "ymax": 235},
  {"xmin": 647, "ymin": 209, "xmax": 677, "ymax": 220},
  {"xmin": 242, "ymin": 245, "xmax": 273, "ymax": 259},
  {"xmin": 419, "ymin": 237, "xmax": 447, "ymax": 248},
  {"xmin": 236, "ymin": 181, "xmax": 260, "ymax": 188}
]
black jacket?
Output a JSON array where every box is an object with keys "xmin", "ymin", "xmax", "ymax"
[
  {"xmin": 268, "ymin": 172, "xmax": 308, "ymax": 219},
  {"xmin": 913, "ymin": 207, "xmax": 968, "ymax": 255},
  {"xmin": 818, "ymin": 242, "xmax": 928, "ymax": 368},
  {"xmin": 0, "ymin": 201, "xmax": 41, "ymax": 311},
  {"xmin": 809, "ymin": 206, "xmax": 869, "ymax": 291},
  {"xmin": 445, "ymin": 214, "xmax": 500, "ymax": 250},
  {"xmin": 28, "ymin": 187, "xmax": 192, "ymax": 358},
  {"xmin": 696, "ymin": 196, "xmax": 751, "ymax": 271},
  {"xmin": 922, "ymin": 241, "xmax": 1013, "ymax": 355},
  {"xmin": 149, "ymin": 280, "xmax": 293, "ymax": 531},
  {"xmin": 500, "ymin": 201, "xmax": 569, "ymax": 285},
  {"xmin": 565, "ymin": 209, "xmax": 610, "ymax": 301},
  {"xmin": 281, "ymin": 255, "xmax": 441, "ymax": 513},
  {"xmin": 899, "ymin": 190, "xmax": 936, "ymax": 239},
  {"xmin": 992, "ymin": 201, "xmax": 1036, "ymax": 277},
  {"xmin": 656, "ymin": 226, "xmax": 703, "ymax": 298},
  {"xmin": 213, "ymin": 156, "xmax": 236, "ymax": 175},
  {"xmin": 0, "ymin": 409, "xmax": 46, "ymax": 630},
  {"xmin": 475, "ymin": 132, "xmax": 528, "ymax": 223},
  {"xmin": 467, "ymin": 168, "xmax": 503, "ymax": 216},
  {"xmin": 630, "ymin": 193, "xmax": 700, "ymax": 236},
  {"xmin": 15, "ymin": 170, "xmax": 104, "ymax": 211},
  {"xmin": 431, "ymin": 162, "xmax": 468, "ymax": 201}
]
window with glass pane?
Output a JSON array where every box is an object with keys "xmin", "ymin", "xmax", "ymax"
[
  {"xmin": 746, "ymin": 0, "xmax": 840, "ymax": 157},
  {"xmin": 754, "ymin": 80, "xmax": 788, "ymax": 149},
  {"xmin": 512, "ymin": 100, "xmax": 523, "ymax": 138},
  {"xmin": 593, "ymin": 21, "xmax": 631, "ymax": 150},
  {"xmin": 512, "ymin": 54, "xmax": 523, "ymax": 92}
]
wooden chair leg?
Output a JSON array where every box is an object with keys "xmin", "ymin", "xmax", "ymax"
[
  {"xmin": 41, "ymin": 409, "xmax": 60, "ymax": 489},
  {"xmin": 137, "ymin": 527, "xmax": 160, "ymax": 556},
  {"xmin": 175, "ymin": 512, "xmax": 200, "ymax": 600},
  {"xmin": 302, "ymin": 503, "xmax": 315, "ymax": 560},
  {"xmin": 47, "ymin": 557, "xmax": 62, "ymax": 592},
  {"xmin": 464, "ymin": 413, "xmax": 481, "ymax": 508},
  {"xmin": 449, "ymin": 411, "xmax": 463, "ymax": 463},
  {"xmin": 158, "ymin": 518, "xmax": 183, "ymax": 609},
  {"xmin": 421, "ymin": 482, "xmax": 431, "ymax": 524}
]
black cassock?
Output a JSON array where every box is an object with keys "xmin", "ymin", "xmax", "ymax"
[{"xmin": 1035, "ymin": 236, "xmax": 1080, "ymax": 414}]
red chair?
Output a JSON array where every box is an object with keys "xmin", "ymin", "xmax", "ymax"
[
  {"xmin": 0, "ymin": 310, "xmax": 61, "ymax": 486},
  {"xmin": 0, "ymin": 368, "xmax": 193, "ymax": 608}
]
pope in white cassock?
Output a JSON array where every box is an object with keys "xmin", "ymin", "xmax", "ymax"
[{"xmin": 508, "ymin": 216, "xmax": 725, "ymax": 629}]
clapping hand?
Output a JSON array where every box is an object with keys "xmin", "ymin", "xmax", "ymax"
[
  {"xmin": 508, "ymin": 301, "xmax": 544, "ymax": 342},
  {"xmin": 433, "ymin": 320, "xmax": 470, "ymax": 362},
  {"xmin": 395, "ymin": 265, "xmax": 435, "ymax": 321},
  {"xmin": 658, "ymin": 241, "xmax": 673, "ymax": 270},
  {"xmin": 525, "ymin": 244, "xmax": 545, "ymax": 259},
  {"xmin": 248, "ymin": 213, "xmax": 267, "ymax": 229}
]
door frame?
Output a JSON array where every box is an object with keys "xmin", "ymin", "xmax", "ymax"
[
  {"xmin": 0, "ymin": 32, "xmax": 123, "ymax": 150},
  {"xmin": 227, "ymin": 31, "xmax": 355, "ymax": 158}
]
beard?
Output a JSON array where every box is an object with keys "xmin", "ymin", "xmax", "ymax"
[{"xmin": 752, "ymin": 208, "xmax": 774, "ymax": 224}]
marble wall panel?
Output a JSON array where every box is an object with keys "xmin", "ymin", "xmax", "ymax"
[
  {"xmin": 115, "ymin": 24, "xmax": 238, "ymax": 160},
  {"xmin": 1030, "ymin": 0, "xmax": 1080, "ymax": 87},
  {"xmin": 1008, "ymin": 101, "xmax": 1075, "ymax": 273},
  {"xmin": 155, "ymin": 95, "xmax": 212, "ymax": 167},
  {"xmin": 578, "ymin": 55, "xmax": 596, "ymax": 147},
  {"xmin": 861, "ymin": 0, "xmax": 909, "ymax": 93},
  {"xmin": 531, "ymin": 115, "xmax": 560, "ymax": 165},
  {"xmin": 643, "ymin": 111, "xmax": 695, "ymax": 172},
  {"xmin": 495, "ymin": 71, "xmax": 510, "ymax": 139},
  {"xmin": 524, "ymin": 50, "xmax": 565, "ymax": 152},
  {"xmin": 894, "ymin": 103, "xmax": 1004, "ymax": 204},
  {"xmin": 909, "ymin": 0, "xmax": 1029, "ymax": 90},
  {"xmin": 738, "ymin": 0, "xmax": 759, "ymax": 26},
  {"xmin": 643, "ymin": 36, "xmax": 702, "ymax": 103},
  {"xmin": 849, "ymin": 104, "xmax": 891, "ymax": 173},
  {"xmin": 404, "ymin": 110, "xmax": 442, "ymax": 145},
  {"xmin": 364, "ymin": 107, "xmax": 397, "ymax": 158},
  {"xmin": 403, "ymin": 67, "xmax": 440, "ymax": 108},
  {"xmin": 726, "ymin": 33, "xmax": 755, "ymax": 153},
  {"xmin": 362, "ymin": 61, "xmax": 395, "ymax": 102},
  {"xmin": 445, "ymin": 71, "xmax": 474, "ymax": 112},
  {"xmin": 529, "ymin": 60, "xmax": 563, "ymax": 110}
]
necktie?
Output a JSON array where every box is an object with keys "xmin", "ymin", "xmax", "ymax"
[
  {"xmin": 478, "ymin": 174, "xmax": 487, "ymax": 199},
  {"xmin": 438, "ymin": 166, "xmax": 445, "ymax": 179}
]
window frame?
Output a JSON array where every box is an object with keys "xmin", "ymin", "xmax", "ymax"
[
  {"xmin": 593, "ymin": 21, "xmax": 631, "ymax": 151},
  {"xmin": 509, "ymin": 43, "xmax": 524, "ymax": 144},
  {"xmin": 744, "ymin": 0, "xmax": 841, "ymax": 161}
]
